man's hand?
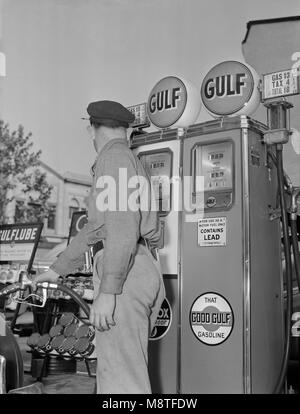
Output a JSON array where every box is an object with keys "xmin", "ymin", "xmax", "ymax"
[
  {"xmin": 89, "ymin": 292, "xmax": 116, "ymax": 331},
  {"xmin": 32, "ymin": 269, "xmax": 60, "ymax": 290}
]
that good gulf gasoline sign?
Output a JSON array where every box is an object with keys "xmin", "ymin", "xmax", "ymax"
[
  {"xmin": 201, "ymin": 60, "xmax": 260, "ymax": 117},
  {"xmin": 190, "ymin": 292, "xmax": 234, "ymax": 345},
  {"xmin": 149, "ymin": 298, "xmax": 172, "ymax": 341},
  {"xmin": 147, "ymin": 76, "xmax": 201, "ymax": 129},
  {"xmin": 198, "ymin": 217, "xmax": 226, "ymax": 247}
]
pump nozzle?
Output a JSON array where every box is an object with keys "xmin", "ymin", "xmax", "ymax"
[{"xmin": 36, "ymin": 281, "xmax": 58, "ymax": 290}]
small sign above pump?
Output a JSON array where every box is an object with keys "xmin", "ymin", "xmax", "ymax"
[
  {"xmin": 200, "ymin": 60, "xmax": 261, "ymax": 118},
  {"xmin": 262, "ymin": 68, "xmax": 300, "ymax": 101},
  {"xmin": 147, "ymin": 76, "xmax": 201, "ymax": 129},
  {"xmin": 127, "ymin": 102, "xmax": 151, "ymax": 129}
]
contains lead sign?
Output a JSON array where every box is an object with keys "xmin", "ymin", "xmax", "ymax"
[{"xmin": 198, "ymin": 217, "xmax": 227, "ymax": 247}]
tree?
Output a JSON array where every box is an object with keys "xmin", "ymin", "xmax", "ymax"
[{"xmin": 0, "ymin": 120, "xmax": 53, "ymax": 224}]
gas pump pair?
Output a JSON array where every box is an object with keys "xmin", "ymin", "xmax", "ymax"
[
  {"xmin": 131, "ymin": 91, "xmax": 300, "ymax": 393},
  {"xmin": 133, "ymin": 118, "xmax": 300, "ymax": 394}
]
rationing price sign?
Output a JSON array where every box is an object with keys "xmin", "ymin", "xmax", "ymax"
[
  {"xmin": 262, "ymin": 68, "xmax": 300, "ymax": 100},
  {"xmin": 127, "ymin": 102, "xmax": 150, "ymax": 129}
]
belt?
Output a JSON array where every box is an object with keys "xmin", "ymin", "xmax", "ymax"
[
  {"xmin": 138, "ymin": 237, "xmax": 147, "ymax": 248},
  {"xmin": 91, "ymin": 238, "xmax": 157, "ymax": 260},
  {"xmin": 138, "ymin": 237, "xmax": 158, "ymax": 261},
  {"xmin": 91, "ymin": 240, "xmax": 104, "ymax": 257}
]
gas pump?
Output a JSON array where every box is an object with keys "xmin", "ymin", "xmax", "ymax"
[
  {"xmin": 130, "ymin": 77, "xmax": 201, "ymax": 393},
  {"xmin": 180, "ymin": 115, "xmax": 283, "ymax": 394},
  {"xmin": 130, "ymin": 76, "xmax": 201, "ymax": 393},
  {"xmin": 180, "ymin": 61, "xmax": 285, "ymax": 394},
  {"xmin": 129, "ymin": 60, "xmax": 298, "ymax": 394},
  {"xmin": 133, "ymin": 135, "xmax": 181, "ymax": 393}
]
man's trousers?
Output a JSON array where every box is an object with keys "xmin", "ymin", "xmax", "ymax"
[{"xmin": 93, "ymin": 245, "xmax": 165, "ymax": 394}]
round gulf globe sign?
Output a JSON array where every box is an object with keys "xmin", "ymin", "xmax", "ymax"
[
  {"xmin": 201, "ymin": 61, "xmax": 261, "ymax": 118},
  {"xmin": 147, "ymin": 76, "xmax": 201, "ymax": 129}
]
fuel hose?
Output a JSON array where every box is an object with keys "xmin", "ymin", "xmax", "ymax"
[
  {"xmin": 273, "ymin": 147, "xmax": 293, "ymax": 394},
  {"xmin": 267, "ymin": 149, "xmax": 292, "ymax": 191},
  {"xmin": 51, "ymin": 284, "xmax": 90, "ymax": 318},
  {"xmin": 291, "ymin": 219, "xmax": 300, "ymax": 291},
  {"xmin": 290, "ymin": 188, "xmax": 300, "ymax": 292}
]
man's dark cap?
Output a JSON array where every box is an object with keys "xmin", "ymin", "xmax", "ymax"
[{"xmin": 86, "ymin": 100, "xmax": 135, "ymax": 128}]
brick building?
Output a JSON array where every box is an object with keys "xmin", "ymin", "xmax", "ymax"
[{"xmin": 13, "ymin": 161, "xmax": 91, "ymax": 266}]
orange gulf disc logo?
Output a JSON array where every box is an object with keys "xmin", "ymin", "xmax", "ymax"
[
  {"xmin": 147, "ymin": 76, "xmax": 201, "ymax": 129},
  {"xmin": 147, "ymin": 76, "xmax": 187, "ymax": 128},
  {"xmin": 201, "ymin": 60, "xmax": 260, "ymax": 117}
]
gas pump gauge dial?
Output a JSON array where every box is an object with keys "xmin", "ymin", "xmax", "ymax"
[
  {"xmin": 192, "ymin": 140, "xmax": 234, "ymax": 211},
  {"xmin": 138, "ymin": 149, "xmax": 173, "ymax": 216}
]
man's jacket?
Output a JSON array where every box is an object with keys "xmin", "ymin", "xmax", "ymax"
[{"xmin": 50, "ymin": 138, "xmax": 160, "ymax": 295}]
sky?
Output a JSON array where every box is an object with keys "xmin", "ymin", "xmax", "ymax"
[{"xmin": 1, "ymin": 0, "xmax": 300, "ymax": 176}]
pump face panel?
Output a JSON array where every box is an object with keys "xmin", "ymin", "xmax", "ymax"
[
  {"xmin": 191, "ymin": 140, "xmax": 234, "ymax": 212},
  {"xmin": 180, "ymin": 122, "xmax": 284, "ymax": 394},
  {"xmin": 138, "ymin": 149, "xmax": 173, "ymax": 216}
]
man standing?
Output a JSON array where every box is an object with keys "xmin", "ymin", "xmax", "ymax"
[{"xmin": 34, "ymin": 100, "xmax": 165, "ymax": 394}]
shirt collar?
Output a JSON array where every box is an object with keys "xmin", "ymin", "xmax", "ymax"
[
  {"xmin": 98, "ymin": 138, "xmax": 128, "ymax": 156},
  {"xmin": 90, "ymin": 138, "xmax": 128, "ymax": 177}
]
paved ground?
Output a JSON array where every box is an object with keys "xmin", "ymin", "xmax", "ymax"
[{"xmin": 16, "ymin": 336, "xmax": 97, "ymax": 394}]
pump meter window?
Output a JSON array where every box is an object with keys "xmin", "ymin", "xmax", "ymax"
[
  {"xmin": 138, "ymin": 149, "xmax": 172, "ymax": 215},
  {"xmin": 192, "ymin": 141, "xmax": 234, "ymax": 211}
]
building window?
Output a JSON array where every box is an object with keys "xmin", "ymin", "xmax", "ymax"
[
  {"xmin": 47, "ymin": 204, "xmax": 56, "ymax": 230},
  {"xmin": 15, "ymin": 199, "xmax": 25, "ymax": 223},
  {"xmin": 23, "ymin": 201, "xmax": 42, "ymax": 223}
]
